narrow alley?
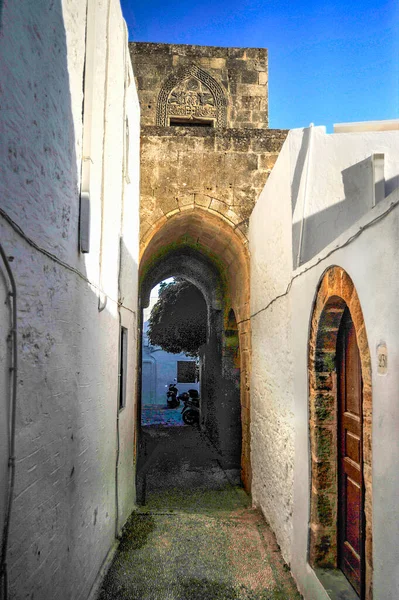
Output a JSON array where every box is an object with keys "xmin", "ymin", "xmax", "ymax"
[
  {"xmin": 98, "ymin": 425, "xmax": 301, "ymax": 600},
  {"xmin": 2, "ymin": 2, "xmax": 398, "ymax": 598}
]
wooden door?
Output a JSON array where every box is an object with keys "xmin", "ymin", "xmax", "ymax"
[{"xmin": 337, "ymin": 308, "xmax": 364, "ymax": 597}]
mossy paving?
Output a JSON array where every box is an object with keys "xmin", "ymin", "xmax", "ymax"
[
  {"xmin": 99, "ymin": 427, "xmax": 301, "ymax": 599},
  {"xmin": 98, "ymin": 500, "xmax": 301, "ymax": 599}
]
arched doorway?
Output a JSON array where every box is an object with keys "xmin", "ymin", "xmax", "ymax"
[
  {"xmin": 308, "ymin": 266, "xmax": 372, "ymax": 599},
  {"xmin": 137, "ymin": 209, "xmax": 252, "ymax": 490}
]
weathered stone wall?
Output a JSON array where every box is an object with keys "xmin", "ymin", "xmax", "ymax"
[
  {"xmin": 132, "ymin": 41, "xmax": 287, "ymax": 489},
  {"xmin": 130, "ymin": 42, "xmax": 287, "ymax": 246},
  {"xmin": 130, "ymin": 42, "xmax": 268, "ymax": 129},
  {"xmin": 0, "ymin": 1, "xmax": 140, "ymax": 598},
  {"xmin": 139, "ymin": 126, "xmax": 287, "ymax": 248}
]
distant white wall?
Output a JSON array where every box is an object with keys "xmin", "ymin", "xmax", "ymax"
[
  {"xmin": 249, "ymin": 125, "xmax": 399, "ymax": 599},
  {"xmin": 0, "ymin": 1, "xmax": 140, "ymax": 598},
  {"xmin": 142, "ymin": 320, "xmax": 199, "ymax": 406},
  {"xmin": 142, "ymin": 348, "xmax": 199, "ymax": 405}
]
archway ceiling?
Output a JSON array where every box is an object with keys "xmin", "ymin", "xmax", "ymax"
[
  {"xmin": 140, "ymin": 209, "xmax": 247, "ymax": 273},
  {"xmin": 139, "ymin": 209, "xmax": 250, "ymax": 321},
  {"xmin": 141, "ymin": 247, "xmax": 221, "ymax": 311}
]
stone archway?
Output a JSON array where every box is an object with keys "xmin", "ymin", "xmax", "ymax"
[
  {"xmin": 308, "ymin": 266, "xmax": 372, "ymax": 599},
  {"xmin": 139, "ymin": 209, "xmax": 252, "ymax": 489}
]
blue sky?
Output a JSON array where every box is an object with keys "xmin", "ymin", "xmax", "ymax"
[{"xmin": 120, "ymin": 0, "xmax": 399, "ymax": 131}]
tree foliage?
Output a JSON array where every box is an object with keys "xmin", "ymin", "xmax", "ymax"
[{"xmin": 147, "ymin": 279, "xmax": 207, "ymax": 356}]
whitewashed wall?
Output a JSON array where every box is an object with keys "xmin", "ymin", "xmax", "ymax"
[
  {"xmin": 249, "ymin": 137, "xmax": 295, "ymax": 560},
  {"xmin": 0, "ymin": 1, "xmax": 140, "ymax": 598},
  {"xmin": 249, "ymin": 125, "xmax": 399, "ymax": 599}
]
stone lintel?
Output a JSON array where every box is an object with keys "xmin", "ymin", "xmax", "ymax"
[{"xmin": 141, "ymin": 125, "xmax": 288, "ymax": 151}]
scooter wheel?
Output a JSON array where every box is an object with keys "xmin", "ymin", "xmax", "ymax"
[{"xmin": 182, "ymin": 410, "xmax": 198, "ymax": 426}]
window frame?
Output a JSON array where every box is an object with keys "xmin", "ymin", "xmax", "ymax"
[
  {"xmin": 176, "ymin": 360, "xmax": 197, "ymax": 384},
  {"xmin": 118, "ymin": 326, "xmax": 128, "ymax": 411}
]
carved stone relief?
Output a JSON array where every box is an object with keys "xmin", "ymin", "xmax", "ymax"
[
  {"xmin": 157, "ymin": 65, "xmax": 227, "ymax": 127},
  {"xmin": 167, "ymin": 78, "xmax": 217, "ymax": 121}
]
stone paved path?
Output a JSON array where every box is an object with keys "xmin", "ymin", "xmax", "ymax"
[
  {"xmin": 141, "ymin": 405, "xmax": 186, "ymax": 427},
  {"xmin": 98, "ymin": 428, "xmax": 301, "ymax": 600}
]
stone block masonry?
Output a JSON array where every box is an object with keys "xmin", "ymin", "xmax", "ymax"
[
  {"xmin": 130, "ymin": 42, "xmax": 269, "ymax": 129},
  {"xmin": 132, "ymin": 41, "xmax": 287, "ymax": 492},
  {"xmin": 129, "ymin": 42, "xmax": 287, "ymax": 250},
  {"xmin": 139, "ymin": 126, "xmax": 287, "ymax": 247}
]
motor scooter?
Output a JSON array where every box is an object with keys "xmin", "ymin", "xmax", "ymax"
[
  {"xmin": 166, "ymin": 382, "xmax": 180, "ymax": 408},
  {"xmin": 180, "ymin": 389, "xmax": 200, "ymax": 425}
]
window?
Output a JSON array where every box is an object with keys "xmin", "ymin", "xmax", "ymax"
[
  {"xmin": 169, "ymin": 117, "xmax": 214, "ymax": 127},
  {"xmin": 118, "ymin": 327, "xmax": 128, "ymax": 410},
  {"xmin": 177, "ymin": 361, "xmax": 197, "ymax": 383}
]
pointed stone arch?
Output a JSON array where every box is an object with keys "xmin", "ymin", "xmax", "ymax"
[
  {"xmin": 139, "ymin": 209, "xmax": 252, "ymax": 489},
  {"xmin": 308, "ymin": 266, "xmax": 373, "ymax": 599},
  {"xmin": 156, "ymin": 64, "xmax": 228, "ymax": 127}
]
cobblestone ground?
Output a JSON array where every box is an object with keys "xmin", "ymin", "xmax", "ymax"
[{"xmin": 98, "ymin": 427, "xmax": 301, "ymax": 600}]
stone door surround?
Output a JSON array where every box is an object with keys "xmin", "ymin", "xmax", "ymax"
[{"xmin": 308, "ymin": 266, "xmax": 372, "ymax": 600}]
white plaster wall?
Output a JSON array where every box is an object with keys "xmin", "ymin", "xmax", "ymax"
[
  {"xmin": 0, "ymin": 1, "xmax": 140, "ymax": 598},
  {"xmin": 292, "ymin": 126, "xmax": 399, "ymax": 265},
  {"xmin": 249, "ymin": 139, "xmax": 295, "ymax": 561},
  {"xmin": 249, "ymin": 125, "xmax": 399, "ymax": 599},
  {"xmin": 290, "ymin": 190, "xmax": 399, "ymax": 600},
  {"xmin": 0, "ymin": 0, "xmax": 86, "ymax": 267},
  {"xmin": 115, "ymin": 25, "xmax": 141, "ymax": 535}
]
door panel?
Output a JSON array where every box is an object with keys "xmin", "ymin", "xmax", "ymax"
[
  {"xmin": 346, "ymin": 431, "xmax": 360, "ymax": 463},
  {"xmin": 346, "ymin": 477, "xmax": 361, "ymax": 554},
  {"xmin": 337, "ymin": 308, "xmax": 364, "ymax": 598}
]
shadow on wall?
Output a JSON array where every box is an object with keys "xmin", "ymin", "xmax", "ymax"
[
  {"xmin": 291, "ymin": 126, "xmax": 312, "ymax": 217},
  {"xmin": 293, "ymin": 157, "xmax": 394, "ymax": 266},
  {"xmin": 0, "ymin": 1, "xmax": 137, "ymax": 598},
  {"xmin": 385, "ymin": 174, "xmax": 399, "ymax": 197}
]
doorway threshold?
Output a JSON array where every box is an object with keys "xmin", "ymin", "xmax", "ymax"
[{"xmin": 315, "ymin": 568, "xmax": 359, "ymax": 600}]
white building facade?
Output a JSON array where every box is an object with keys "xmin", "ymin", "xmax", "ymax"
[
  {"xmin": 0, "ymin": 1, "xmax": 140, "ymax": 598},
  {"xmin": 142, "ymin": 330, "xmax": 200, "ymax": 407},
  {"xmin": 249, "ymin": 123, "xmax": 399, "ymax": 600}
]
